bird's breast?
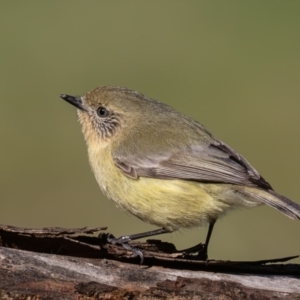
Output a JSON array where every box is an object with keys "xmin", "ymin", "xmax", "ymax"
[{"xmin": 87, "ymin": 143, "xmax": 262, "ymax": 231}]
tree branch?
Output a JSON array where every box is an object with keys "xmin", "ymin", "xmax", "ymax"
[{"xmin": 0, "ymin": 224, "xmax": 299, "ymax": 299}]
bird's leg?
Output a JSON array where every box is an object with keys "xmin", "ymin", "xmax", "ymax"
[
  {"xmin": 108, "ymin": 227, "xmax": 170, "ymax": 243},
  {"xmin": 100, "ymin": 227, "xmax": 171, "ymax": 264},
  {"xmin": 180, "ymin": 221, "xmax": 216, "ymax": 259},
  {"xmin": 197, "ymin": 220, "xmax": 215, "ymax": 260}
]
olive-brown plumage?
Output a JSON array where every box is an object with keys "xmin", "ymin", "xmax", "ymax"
[{"xmin": 60, "ymin": 86, "xmax": 300, "ymax": 260}]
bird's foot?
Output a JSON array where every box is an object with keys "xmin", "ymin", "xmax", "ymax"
[
  {"xmin": 180, "ymin": 242, "xmax": 208, "ymax": 261},
  {"xmin": 196, "ymin": 249, "xmax": 208, "ymax": 261},
  {"xmin": 99, "ymin": 233, "xmax": 145, "ymax": 264}
]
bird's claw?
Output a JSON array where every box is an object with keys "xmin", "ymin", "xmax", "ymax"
[
  {"xmin": 98, "ymin": 232, "xmax": 144, "ymax": 264},
  {"xmin": 107, "ymin": 234, "xmax": 132, "ymax": 244}
]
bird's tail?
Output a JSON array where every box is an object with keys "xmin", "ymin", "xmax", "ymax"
[{"xmin": 242, "ymin": 187, "xmax": 300, "ymax": 220}]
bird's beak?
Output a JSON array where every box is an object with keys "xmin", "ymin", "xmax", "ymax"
[{"xmin": 60, "ymin": 94, "xmax": 87, "ymax": 111}]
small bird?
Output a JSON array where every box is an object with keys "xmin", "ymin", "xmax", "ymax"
[{"xmin": 60, "ymin": 86, "xmax": 300, "ymax": 262}]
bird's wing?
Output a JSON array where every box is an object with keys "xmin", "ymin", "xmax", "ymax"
[{"xmin": 112, "ymin": 137, "xmax": 272, "ymax": 190}]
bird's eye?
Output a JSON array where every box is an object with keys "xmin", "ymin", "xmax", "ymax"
[{"xmin": 97, "ymin": 106, "xmax": 109, "ymax": 118}]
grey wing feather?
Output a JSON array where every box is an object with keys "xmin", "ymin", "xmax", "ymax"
[{"xmin": 113, "ymin": 138, "xmax": 272, "ymax": 190}]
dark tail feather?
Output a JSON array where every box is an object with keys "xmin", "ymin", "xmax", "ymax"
[
  {"xmin": 244, "ymin": 188, "xmax": 300, "ymax": 220},
  {"xmin": 267, "ymin": 190, "xmax": 300, "ymax": 219}
]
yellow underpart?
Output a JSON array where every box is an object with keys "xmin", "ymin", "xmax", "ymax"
[{"xmin": 88, "ymin": 143, "xmax": 261, "ymax": 231}]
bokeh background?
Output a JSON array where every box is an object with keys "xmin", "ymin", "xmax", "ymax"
[{"xmin": 1, "ymin": 1, "xmax": 299, "ymax": 263}]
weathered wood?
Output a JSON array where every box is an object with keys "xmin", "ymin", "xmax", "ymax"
[
  {"xmin": 0, "ymin": 225, "xmax": 299, "ymax": 299},
  {"xmin": 0, "ymin": 247, "xmax": 300, "ymax": 299}
]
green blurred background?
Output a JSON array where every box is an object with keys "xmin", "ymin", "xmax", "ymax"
[{"xmin": 1, "ymin": 1, "xmax": 299, "ymax": 263}]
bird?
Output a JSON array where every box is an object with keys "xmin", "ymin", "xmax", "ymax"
[{"xmin": 60, "ymin": 85, "xmax": 300, "ymax": 262}]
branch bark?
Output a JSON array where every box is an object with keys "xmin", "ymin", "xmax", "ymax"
[{"xmin": 0, "ymin": 225, "xmax": 299, "ymax": 299}]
